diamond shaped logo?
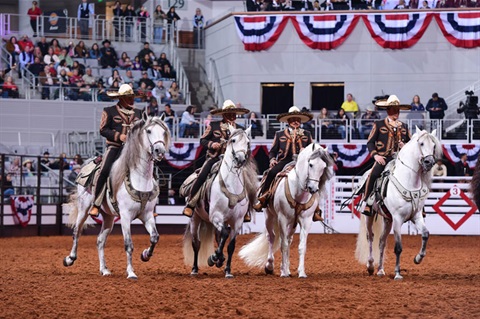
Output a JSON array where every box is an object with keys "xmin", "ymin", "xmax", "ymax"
[{"xmin": 432, "ymin": 185, "xmax": 478, "ymax": 231}]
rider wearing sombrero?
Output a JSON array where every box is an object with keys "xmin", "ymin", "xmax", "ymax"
[
  {"xmin": 90, "ymin": 84, "xmax": 142, "ymax": 217},
  {"xmin": 253, "ymin": 106, "xmax": 323, "ymax": 222},
  {"xmin": 362, "ymin": 95, "xmax": 412, "ymax": 216},
  {"xmin": 182, "ymin": 100, "xmax": 250, "ymax": 220}
]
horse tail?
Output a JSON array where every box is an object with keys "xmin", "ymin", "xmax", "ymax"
[
  {"xmin": 471, "ymin": 158, "xmax": 480, "ymax": 209},
  {"xmin": 239, "ymin": 224, "xmax": 280, "ymax": 268},
  {"xmin": 355, "ymin": 215, "xmax": 383, "ymax": 265},
  {"xmin": 63, "ymin": 188, "xmax": 91, "ymax": 229},
  {"xmin": 182, "ymin": 221, "xmax": 215, "ymax": 267}
]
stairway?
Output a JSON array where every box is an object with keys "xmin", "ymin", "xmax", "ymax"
[{"xmin": 175, "ymin": 48, "xmax": 216, "ymax": 111}]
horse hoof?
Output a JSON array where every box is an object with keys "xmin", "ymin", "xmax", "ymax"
[
  {"xmin": 264, "ymin": 266, "xmax": 274, "ymax": 275},
  {"xmin": 140, "ymin": 249, "xmax": 150, "ymax": 262},
  {"xmin": 377, "ymin": 269, "xmax": 385, "ymax": 277},
  {"xmin": 207, "ymin": 255, "xmax": 215, "ymax": 267},
  {"xmin": 101, "ymin": 269, "xmax": 112, "ymax": 276},
  {"xmin": 394, "ymin": 274, "xmax": 404, "ymax": 281},
  {"xmin": 414, "ymin": 255, "xmax": 422, "ymax": 265},
  {"xmin": 280, "ymin": 273, "xmax": 290, "ymax": 278},
  {"xmin": 215, "ymin": 260, "xmax": 224, "ymax": 268},
  {"xmin": 367, "ymin": 266, "xmax": 374, "ymax": 276},
  {"xmin": 225, "ymin": 273, "xmax": 234, "ymax": 279},
  {"xmin": 63, "ymin": 257, "xmax": 74, "ymax": 267},
  {"xmin": 298, "ymin": 273, "xmax": 307, "ymax": 278},
  {"xmin": 127, "ymin": 274, "xmax": 138, "ymax": 280},
  {"xmin": 190, "ymin": 270, "xmax": 198, "ymax": 276}
]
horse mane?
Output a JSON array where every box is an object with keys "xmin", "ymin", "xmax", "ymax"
[
  {"xmin": 243, "ymin": 158, "xmax": 259, "ymax": 213},
  {"xmin": 471, "ymin": 157, "xmax": 480, "ymax": 209},
  {"xmin": 311, "ymin": 145, "xmax": 334, "ymax": 194}
]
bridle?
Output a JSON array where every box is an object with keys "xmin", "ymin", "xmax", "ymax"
[
  {"xmin": 143, "ymin": 119, "xmax": 168, "ymax": 162},
  {"xmin": 397, "ymin": 132, "xmax": 436, "ymax": 173},
  {"xmin": 227, "ymin": 129, "xmax": 250, "ymax": 169},
  {"xmin": 295, "ymin": 151, "xmax": 322, "ymax": 193}
]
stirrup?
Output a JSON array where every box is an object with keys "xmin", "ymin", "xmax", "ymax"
[
  {"xmin": 253, "ymin": 201, "xmax": 263, "ymax": 212},
  {"xmin": 89, "ymin": 206, "xmax": 100, "ymax": 217},
  {"xmin": 182, "ymin": 206, "xmax": 194, "ymax": 218},
  {"xmin": 243, "ymin": 212, "xmax": 251, "ymax": 223},
  {"xmin": 312, "ymin": 208, "xmax": 323, "ymax": 222},
  {"xmin": 362, "ymin": 205, "xmax": 373, "ymax": 217}
]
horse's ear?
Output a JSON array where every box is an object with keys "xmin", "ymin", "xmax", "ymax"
[
  {"xmin": 142, "ymin": 110, "xmax": 149, "ymax": 123},
  {"xmin": 415, "ymin": 125, "xmax": 421, "ymax": 135},
  {"xmin": 228, "ymin": 124, "xmax": 235, "ymax": 134},
  {"xmin": 312, "ymin": 143, "xmax": 316, "ymax": 151},
  {"xmin": 159, "ymin": 112, "xmax": 165, "ymax": 121},
  {"xmin": 245, "ymin": 125, "xmax": 252, "ymax": 137},
  {"xmin": 431, "ymin": 129, "xmax": 437, "ymax": 137}
]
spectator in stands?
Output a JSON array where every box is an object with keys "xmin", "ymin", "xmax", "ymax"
[
  {"xmin": 341, "ymin": 93, "xmax": 359, "ymax": 118},
  {"xmin": 318, "ymin": 107, "xmax": 334, "ymax": 130},
  {"xmin": 22, "ymin": 159, "xmax": 35, "ymax": 177},
  {"xmin": 166, "ymin": 6, "xmax": 181, "ymax": 40},
  {"xmin": 43, "ymin": 47, "xmax": 59, "ymax": 66},
  {"xmin": 96, "ymin": 80, "xmax": 111, "ymax": 102},
  {"xmin": 249, "ymin": 111, "xmax": 263, "ymax": 138},
  {"xmin": 136, "ymin": 81, "xmax": 152, "ymax": 102},
  {"xmin": 332, "ymin": 0, "xmax": 351, "ymax": 9},
  {"xmin": 193, "ymin": 8, "xmax": 205, "ymax": 48},
  {"xmin": 89, "ymin": 42, "xmax": 101, "ymax": 60},
  {"xmin": 331, "ymin": 152, "xmax": 344, "ymax": 175},
  {"xmin": 166, "ymin": 81, "xmax": 182, "ymax": 104},
  {"xmin": 157, "ymin": 52, "xmax": 172, "ymax": 69},
  {"xmin": 56, "ymin": 60, "xmax": 71, "ymax": 76},
  {"xmin": 247, "ymin": 0, "xmax": 263, "ymax": 11},
  {"xmin": 112, "ymin": 1, "xmax": 123, "ymax": 41},
  {"xmin": 107, "ymin": 69, "xmax": 124, "ymax": 87},
  {"xmin": 138, "ymin": 6, "xmax": 150, "ymax": 42},
  {"xmin": 123, "ymin": 69, "xmax": 137, "ymax": 89},
  {"xmin": 72, "ymin": 60, "xmax": 85, "ymax": 76},
  {"xmin": 118, "ymin": 52, "xmax": 133, "ymax": 69},
  {"xmin": 436, "ymin": 0, "xmax": 452, "ymax": 7},
  {"xmin": 137, "ymin": 71, "xmax": 155, "ymax": 90},
  {"xmin": 334, "ymin": 108, "xmax": 348, "ymax": 139},
  {"xmin": 82, "ymin": 67, "xmax": 96, "ymax": 87},
  {"xmin": 411, "ymin": 94, "xmax": 425, "ymax": 111},
  {"xmin": 0, "ymin": 68, "xmax": 9, "ymax": 98},
  {"xmin": 359, "ymin": 105, "xmax": 380, "ymax": 139},
  {"xmin": 67, "ymin": 165, "xmax": 81, "ymax": 193},
  {"xmin": 37, "ymin": 37, "xmax": 49, "ymax": 57},
  {"xmin": 33, "ymin": 46, "xmax": 43, "ymax": 61},
  {"xmin": 132, "ymin": 56, "xmax": 142, "ymax": 70},
  {"xmin": 140, "ymin": 53, "xmax": 154, "ymax": 71},
  {"xmin": 40, "ymin": 151, "xmax": 52, "ymax": 172},
  {"xmin": 55, "ymin": 68, "xmax": 70, "ymax": 99},
  {"xmin": 109, "ymin": 79, "xmax": 121, "ymax": 90},
  {"xmin": 455, "ymin": 153, "xmax": 473, "ymax": 177},
  {"xmin": 51, "ymin": 152, "xmax": 69, "ymax": 170},
  {"xmin": 137, "ymin": 42, "xmax": 154, "ymax": 62},
  {"xmin": 19, "ymin": 44, "xmax": 35, "ymax": 79},
  {"xmin": 50, "ymin": 38, "xmax": 62, "ymax": 56},
  {"xmin": 71, "ymin": 154, "xmax": 84, "ymax": 167},
  {"xmin": 299, "ymin": 0, "xmax": 314, "ymax": 10},
  {"xmin": 426, "ymin": 92, "xmax": 448, "ymax": 120},
  {"xmin": 40, "ymin": 65, "xmax": 56, "ymax": 100},
  {"xmin": 5, "ymin": 36, "xmax": 21, "ymax": 71},
  {"xmin": 58, "ymin": 48, "xmax": 73, "ymax": 67},
  {"xmin": 123, "ymin": 4, "xmax": 136, "ymax": 39},
  {"xmin": 2, "ymin": 76, "xmax": 19, "ymax": 98},
  {"xmin": 419, "ymin": 0, "xmax": 431, "ymax": 8},
  {"xmin": 8, "ymin": 158, "xmax": 21, "ymax": 176},
  {"xmin": 100, "ymin": 39, "xmax": 118, "ymax": 68},
  {"xmin": 179, "ymin": 105, "xmax": 200, "ymax": 138},
  {"xmin": 409, "ymin": 0, "xmax": 420, "ymax": 8},
  {"xmin": 74, "ymin": 40, "xmax": 89, "ymax": 58},
  {"xmin": 28, "ymin": 56, "xmax": 44, "ymax": 87},
  {"xmin": 18, "ymin": 35, "xmax": 34, "ymax": 52},
  {"xmin": 69, "ymin": 69, "xmax": 92, "ymax": 101},
  {"xmin": 78, "ymin": 0, "xmax": 95, "ymax": 39},
  {"xmin": 66, "ymin": 41, "xmax": 76, "ymax": 57},
  {"xmin": 148, "ymin": 61, "xmax": 163, "ymax": 81},
  {"xmin": 152, "ymin": 80, "xmax": 167, "ymax": 102},
  {"xmin": 1, "ymin": 173, "xmax": 15, "ymax": 200},
  {"xmin": 161, "ymin": 64, "xmax": 175, "ymax": 80},
  {"xmin": 394, "ymin": 0, "xmax": 409, "ymax": 8},
  {"xmin": 160, "ymin": 103, "xmax": 176, "ymax": 133},
  {"xmin": 153, "ymin": 5, "xmax": 166, "ymax": 44},
  {"xmin": 144, "ymin": 96, "xmax": 159, "ymax": 116}
]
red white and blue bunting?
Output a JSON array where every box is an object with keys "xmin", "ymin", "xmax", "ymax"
[
  {"xmin": 234, "ymin": 15, "xmax": 290, "ymax": 51},
  {"xmin": 361, "ymin": 12, "xmax": 433, "ymax": 49},
  {"xmin": 330, "ymin": 144, "xmax": 371, "ymax": 168},
  {"xmin": 166, "ymin": 143, "xmax": 204, "ymax": 169},
  {"xmin": 442, "ymin": 144, "xmax": 480, "ymax": 168},
  {"xmin": 434, "ymin": 12, "xmax": 480, "ymax": 48},
  {"xmin": 290, "ymin": 14, "xmax": 361, "ymax": 50}
]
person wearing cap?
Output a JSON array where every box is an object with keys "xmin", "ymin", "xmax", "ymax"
[
  {"xmin": 147, "ymin": 61, "xmax": 162, "ymax": 81},
  {"xmin": 252, "ymin": 106, "xmax": 322, "ymax": 222},
  {"xmin": 182, "ymin": 100, "xmax": 250, "ymax": 220},
  {"xmin": 23, "ymin": 159, "xmax": 35, "ymax": 177},
  {"xmin": 362, "ymin": 95, "xmax": 412, "ymax": 216},
  {"xmin": 359, "ymin": 105, "xmax": 380, "ymax": 139},
  {"xmin": 100, "ymin": 39, "xmax": 118, "ymax": 68},
  {"xmin": 90, "ymin": 84, "xmax": 142, "ymax": 217},
  {"xmin": 137, "ymin": 71, "xmax": 155, "ymax": 91}
]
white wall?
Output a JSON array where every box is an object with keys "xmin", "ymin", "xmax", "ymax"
[{"xmin": 205, "ymin": 13, "xmax": 480, "ymax": 113}]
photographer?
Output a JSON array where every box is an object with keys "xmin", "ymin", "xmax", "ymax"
[{"xmin": 457, "ymin": 90, "xmax": 479, "ymax": 121}]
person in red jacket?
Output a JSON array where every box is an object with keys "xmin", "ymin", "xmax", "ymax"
[{"xmin": 27, "ymin": 1, "xmax": 42, "ymax": 37}]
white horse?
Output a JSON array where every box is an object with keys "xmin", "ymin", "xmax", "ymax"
[
  {"xmin": 182, "ymin": 126, "xmax": 258, "ymax": 278},
  {"xmin": 355, "ymin": 127, "xmax": 442, "ymax": 280},
  {"xmin": 63, "ymin": 115, "xmax": 170, "ymax": 279},
  {"xmin": 239, "ymin": 143, "xmax": 333, "ymax": 277}
]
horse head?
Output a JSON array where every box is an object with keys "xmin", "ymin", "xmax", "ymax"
[
  {"xmin": 140, "ymin": 113, "xmax": 171, "ymax": 162},
  {"xmin": 414, "ymin": 126, "xmax": 442, "ymax": 172},
  {"xmin": 296, "ymin": 143, "xmax": 332, "ymax": 194},
  {"xmin": 226, "ymin": 125, "xmax": 251, "ymax": 168}
]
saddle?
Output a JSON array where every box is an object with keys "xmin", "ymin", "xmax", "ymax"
[{"xmin": 257, "ymin": 161, "xmax": 296, "ymax": 206}]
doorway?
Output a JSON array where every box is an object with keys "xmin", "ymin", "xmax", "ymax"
[
  {"xmin": 261, "ymin": 83, "xmax": 294, "ymax": 115},
  {"xmin": 311, "ymin": 82, "xmax": 345, "ymax": 112}
]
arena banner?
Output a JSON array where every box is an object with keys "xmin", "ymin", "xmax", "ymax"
[
  {"xmin": 434, "ymin": 12, "xmax": 480, "ymax": 48},
  {"xmin": 43, "ymin": 10, "xmax": 67, "ymax": 34},
  {"xmin": 234, "ymin": 15, "xmax": 290, "ymax": 51},
  {"xmin": 10, "ymin": 195, "xmax": 34, "ymax": 227},
  {"xmin": 442, "ymin": 144, "xmax": 480, "ymax": 168}
]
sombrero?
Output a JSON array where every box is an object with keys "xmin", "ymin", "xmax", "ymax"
[
  {"xmin": 375, "ymin": 95, "xmax": 411, "ymax": 110},
  {"xmin": 277, "ymin": 106, "xmax": 313, "ymax": 123},
  {"xmin": 107, "ymin": 84, "xmax": 138, "ymax": 99},
  {"xmin": 210, "ymin": 99, "xmax": 250, "ymax": 115}
]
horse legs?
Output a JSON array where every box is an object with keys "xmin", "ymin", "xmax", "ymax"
[
  {"xmin": 120, "ymin": 217, "xmax": 137, "ymax": 280},
  {"xmin": 97, "ymin": 214, "xmax": 115, "ymax": 276},
  {"xmin": 208, "ymin": 225, "xmax": 228, "ymax": 270},
  {"xmin": 224, "ymin": 234, "xmax": 236, "ymax": 278},
  {"xmin": 264, "ymin": 212, "xmax": 276, "ymax": 275},
  {"xmin": 365, "ymin": 216, "xmax": 375, "ymax": 276},
  {"xmin": 279, "ymin": 219, "xmax": 293, "ymax": 278},
  {"xmin": 376, "ymin": 218, "xmax": 392, "ymax": 277},
  {"xmin": 412, "ymin": 213, "xmax": 429, "ymax": 265},
  {"xmin": 140, "ymin": 215, "xmax": 159, "ymax": 263},
  {"xmin": 392, "ymin": 219, "xmax": 404, "ymax": 280},
  {"xmin": 297, "ymin": 216, "xmax": 313, "ymax": 278},
  {"xmin": 63, "ymin": 202, "xmax": 89, "ymax": 267}
]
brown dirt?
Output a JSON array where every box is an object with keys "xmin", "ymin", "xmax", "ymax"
[{"xmin": 0, "ymin": 233, "xmax": 479, "ymax": 319}]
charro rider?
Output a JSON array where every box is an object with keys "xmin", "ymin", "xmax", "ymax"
[
  {"xmin": 90, "ymin": 84, "xmax": 142, "ymax": 217},
  {"xmin": 362, "ymin": 95, "xmax": 412, "ymax": 216},
  {"xmin": 253, "ymin": 106, "xmax": 323, "ymax": 222},
  {"xmin": 182, "ymin": 100, "xmax": 251, "ymax": 221}
]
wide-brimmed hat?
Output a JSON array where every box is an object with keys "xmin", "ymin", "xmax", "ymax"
[
  {"xmin": 23, "ymin": 159, "xmax": 33, "ymax": 166},
  {"xmin": 277, "ymin": 106, "xmax": 313, "ymax": 123},
  {"xmin": 107, "ymin": 84, "xmax": 137, "ymax": 98},
  {"xmin": 210, "ymin": 99, "xmax": 250, "ymax": 116},
  {"xmin": 375, "ymin": 95, "xmax": 411, "ymax": 110}
]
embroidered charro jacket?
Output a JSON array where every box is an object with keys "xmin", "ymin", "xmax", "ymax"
[
  {"xmin": 100, "ymin": 104, "xmax": 142, "ymax": 147},
  {"xmin": 367, "ymin": 118, "xmax": 411, "ymax": 157},
  {"xmin": 269, "ymin": 128, "xmax": 313, "ymax": 163},
  {"xmin": 200, "ymin": 120, "xmax": 244, "ymax": 158}
]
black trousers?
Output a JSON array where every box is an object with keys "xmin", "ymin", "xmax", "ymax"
[
  {"xmin": 94, "ymin": 146, "xmax": 122, "ymax": 204},
  {"xmin": 189, "ymin": 156, "xmax": 221, "ymax": 199},
  {"xmin": 364, "ymin": 156, "xmax": 392, "ymax": 201},
  {"xmin": 259, "ymin": 157, "xmax": 292, "ymax": 195}
]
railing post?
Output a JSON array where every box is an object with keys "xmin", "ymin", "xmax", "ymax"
[
  {"xmin": 36, "ymin": 155, "xmax": 42, "ymax": 235},
  {"xmin": 0, "ymin": 154, "xmax": 5, "ymax": 237}
]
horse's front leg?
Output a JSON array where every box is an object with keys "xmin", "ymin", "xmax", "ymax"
[
  {"xmin": 224, "ymin": 232, "xmax": 237, "ymax": 279},
  {"xmin": 140, "ymin": 213, "xmax": 159, "ymax": 263},
  {"xmin": 120, "ymin": 216, "xmax": 137, "ymax": 280},
  {"xmin": 392, "ymin": 219, "xmax": 404, "ymax": 280},
  {"xmin": 365, "ymin": 216, "xmax": 375, "ymax": 276},
  {"xmin": 265, "ymin": 211, "xmax": 276, "ymax": 275},
  {"xmin": 97, "ymin": 214, "xmax": 115, "ymax": 276},
  {"xmin": 377, "ymin": 218, "xmax": 392, "ymax": 277},
  {"xmin": 209, "ymin": 224, "xmax": 228, "ymax": 268},
  {"xmin": 297, "ymin": 214, "xmax": 313, "ymax": 278},
  {"xmin": 412, "ymin": 213, "xmax": 429, "ymax": 265}
]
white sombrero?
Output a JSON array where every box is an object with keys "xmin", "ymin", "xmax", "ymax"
[
  {"xmin": 375, "ymin": 95, "xmax": 411, "ymax": 110},
  {"xmin": 210, "ymin": 99, "xmax": 250, "ymax": 115},
  {"xmin": 107, "ymin": 84, "xmax": 138, "ymax": 99},
  {"xmin": 277, "ymin": 106, "xmax": 313, "ymax": 123}
]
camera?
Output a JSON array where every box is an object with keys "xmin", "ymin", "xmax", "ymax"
[{"xmin": 458, "ymin": 90, "xmax": 479, "ymax": 120}]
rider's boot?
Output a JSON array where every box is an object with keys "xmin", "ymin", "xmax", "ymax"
[
  {"xmin": 312, "ymin": 206, "xmax": 323, "ymax": 222},
  {"xmin": 89, "ymin": 206, "xmax": 100, "ymax": 217},
  {"xmin": 182, "ymin": 205, "xmax": 194, "ymax": 217},
  {"xmin": 243, "ymin": 211, "xmax": 251, "ymax": 223},
  {"xmin": 362, "ymin": 205, "xmax": 373, "ymax": 217},
  {"xmin": 253, "ymin": 192, "xmax": 269, "ymax": 212}
]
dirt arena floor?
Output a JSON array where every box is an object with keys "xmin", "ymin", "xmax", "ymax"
[{"xmin": 0, "ymin": 233, "xmax": 479, "ymax": 319}]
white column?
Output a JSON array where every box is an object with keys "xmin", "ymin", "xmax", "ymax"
[{"xmin": 19, "ymin": 0, "xmax": 34, "ymax": 37}]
